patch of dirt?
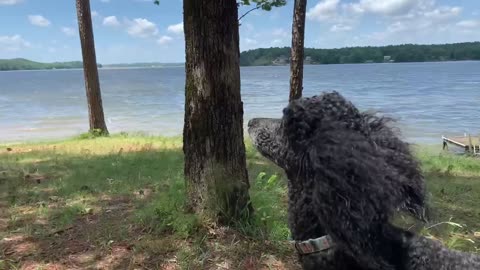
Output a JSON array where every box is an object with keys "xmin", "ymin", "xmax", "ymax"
[
  {"xmin": 19, "ymin": 261, "xmax": 66, "ymax": 270},
  {"xmin": 23, "ymin": 173, "xmax": 49, "ymax": 184},
  {"xmin": 2, "ymin": 147, "xmax": 33, "ymax": 154},
  {"xmin": 133, "ymin": 188, "xmax": 154, "ymax": 200},
  {"xmin": 0, "ymin": 217, "xmax": 8, "ymax": 231},
  {"xmin": 1, "ymin": 194, "xmax": 300, "ymax": 270},
  {"xmin": 94, "ymin": 245, "xmax": 131, "ymax": 270},
  {"xmin": 194, "ymin": 226, "xmax": 300, "ymax": 270},
  {"xmin": 2, "ymin": 235, "xmax": 39, "ymax": 259},
  {"xmin": 1, "ymin": 196, "xmax": 137, "ymax": 270}
]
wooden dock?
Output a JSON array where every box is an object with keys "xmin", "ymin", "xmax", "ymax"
[{"xmin": 442, "ymin": 135, "xmax": 480, "ymax": 154}]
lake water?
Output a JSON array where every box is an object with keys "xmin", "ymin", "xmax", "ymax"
[{"xmin": 1, "ymin": 61, "xmax": 479, "ymax": 144}]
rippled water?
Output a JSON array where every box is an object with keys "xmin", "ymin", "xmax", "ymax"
[{"xmin": 1, "ymin": 61, "xmax": 479, "ymax": 144}]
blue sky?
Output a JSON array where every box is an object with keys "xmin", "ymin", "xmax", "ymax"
[{"xmin": 0, "ymin": 0, "xmax": 479, "ymax": 64}]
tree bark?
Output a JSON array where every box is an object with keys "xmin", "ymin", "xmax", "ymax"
[
  {"xmin": 289, "ymin": 0, "xmax": 307, "ymax": 101},
  {"xmin": 76, "ymin": 0, "xmax": 108, "ymax": 134},
  {"xmin": 183, "ymin": 0, "xmax": 252, "ymax": 223}
]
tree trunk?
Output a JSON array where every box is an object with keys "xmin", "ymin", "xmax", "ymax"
[
  {"xmin": 183, "ymin": 0, "xmax": 252, "ymax": 223},
  {"xmin": 289, "ymin": 0, "xmax": 307, "ymax": 101},
  {"xmin": 76, "ymin": 0, "xmax": 108, "ymax": 134}
]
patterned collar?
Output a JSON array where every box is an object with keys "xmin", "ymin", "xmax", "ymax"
[{"xmin": 293, "ymin": 235, "xmax": 334, "ymax": 255}]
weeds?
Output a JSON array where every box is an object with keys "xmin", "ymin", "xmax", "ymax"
[
  {"xmin": 76, "ymin": 128, "xmax": 109, "ymax": 140},
  {"xmin": 1, "ymin": 136, "xmax": 480, "ymax": 268}
]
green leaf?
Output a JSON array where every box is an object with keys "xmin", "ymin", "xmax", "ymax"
[
  {"xmin": 267, "ymin": 174, "xmax": 278, "ymax": 185},
  {"xmin": 256, "ymin": 172, "xmax": 267, "ymax": 181},
  {"xmin": 444, "ymin": 221, "xmax": 464, "ymax": 228},
  {"xmin": 239, "ymin": 0, "xmax": 287, "ymax": 9}
]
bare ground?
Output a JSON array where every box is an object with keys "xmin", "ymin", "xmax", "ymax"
[{"xmin": 0, "ymin": 191, "xmax": 299, "ymax": 270}]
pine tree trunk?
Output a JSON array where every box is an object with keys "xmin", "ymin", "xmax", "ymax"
[
  {"xmin": 76, "ymin": 0, "xmax": 108, "ymax": 134},
  {"xmin": 289, "ymin": 0, "xmax": 307, "ymax": 101},
  {"xmin": 183, "ymin": 0, "xmax": 252, "ymax": 223}
]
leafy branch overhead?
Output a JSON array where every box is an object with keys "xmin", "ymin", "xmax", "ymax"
[
  {"xmin": 239, "ymin": 0, "xmax": 287, "ymax": 11},
  {"xmin": 239, "ymin": 0, "xmax": 287, "ymax": 21},
  {"xmin": 154, "ymin": 0, "xmax": 287, "ymax": 20}
]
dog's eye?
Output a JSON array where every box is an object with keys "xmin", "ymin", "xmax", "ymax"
[{"xmin": 259, "ymin": 133, "xmax": 269, "ymax": 141}]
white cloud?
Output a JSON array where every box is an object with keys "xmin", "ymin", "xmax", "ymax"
[
  {"xmin": 330, "ymin": 24, "xmax": 353, "ymax": 32},
  {"xmin": 386, "ymin": 21, "xmax": 407, "ymax": 33},
  {"xmin": 28, "ymin": 15, "xmax": 51, "ymax": 27},
  {"xmin": 245, "ymin": 38, "xmax": 258, "ymax": 45},
  {"xmin": 352, "ymin": 5, "xmax": 465, "ymax": 46},
  {"xmin": 167, "ymin": 22, "xmax": 183, "ymax": 35},
  {"xmin": 424, "ymin": 6, "xmax": 462, "ymax": 21},
  {"xmin": 0, "ymin": 35, "xmax": 30, "ymax": 52},
  {"xmin": 91, "ymin": 11, "xmax": 100, "ymax": 18},
  {"xmin": 328, "ymin": 0, "xmax": 464, "ymax": 47},
  {"xmin": 243, "ymin": 23, "xmax": 255, "ymax": 32},
  {"xmin": 61, "ymin": 27, "xmax": 76, "ymax": 36},
  {"xmin": 271, "ymin": 39, "xmax": 284, "ymax": 46},
  {"xmin": 307, "ymin": 0, "xmax": 340, "ymax": 22},
  {"xmin": 348, "ymin": 0, "xmax": 419, "ymax": 16},
  {"xmin": 457, "ymin": 20, "xmax": 480, "ymax": 28},
  {"xmin": 157, "ymin": 35, "xmax": 173, "ymax": 45},
  {"xmin": 103, "ymin": 16, "xmax": 121, "ymax": 27},
  {"xmin": 272, "ymin": 28, "xmax": 288, "ymax": 38},
  {"xmin": 0, "ymin": 0, "xmax": 22, "ymax": 5},
  {"xmin": 126, "ymin": 18, "xmax": 158, "ymax": 38}
]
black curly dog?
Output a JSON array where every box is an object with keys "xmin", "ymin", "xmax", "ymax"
[{"xmin": 248, "ymin": 91, "xmax": 480, "ymax": 270}]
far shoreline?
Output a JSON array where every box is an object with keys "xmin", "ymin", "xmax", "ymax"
[
  {"xmin": 0, "ymin": 131, "xmax": 442, "ymax": 148},
  {"xmin": 1, "ymin": 59, "xmax": 479, "ymax": 72}
]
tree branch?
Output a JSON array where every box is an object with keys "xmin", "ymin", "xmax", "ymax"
[{"xmin": 238, "ymin": 6, "xmax": 261, "ymax": 21}]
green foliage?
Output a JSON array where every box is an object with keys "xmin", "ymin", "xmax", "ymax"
[
  {"xmin": 240, "ymin": 42, "xmax": 480, "ymax": 66},
  {"xmin": 3, "ymin": 135, "xmax": 480, "ymax": 264},
  {"xmin": 135, "ymin": 180, "xmax": 201, "ymax": 238},
  {"xmin": 415, "ymin": 146, "xmax": 480, "ymax": 177},
  {"xmin": 418, "ymin": 219, "xmax": 478, "ymax": 252},
  {"xmin": 232, "ymin": 167, "xmax": 290, "ymax": 240},
  {"xmin": 76, "ymin": 129, "xmax": 109, "ymax": 139},
  {"xmin": 153, "ymin": 0, "xmax": 286, "ymax": 20},
  {"xmin": 0, "ymin": 136, "xmax": 293, "ymax": 268},
  {"xmin": 0, "ymin": 58, "xmax": 96, "ymax": 71},
  {"xmin": 240, "ymin": 0, "xmax": 287, "ymax": 11}
]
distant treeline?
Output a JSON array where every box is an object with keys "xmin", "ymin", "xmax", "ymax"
[
  {"xmin": 0, "ymin": 58, "xmax": 95, "ymax": 71},
  {"xmin": 240, "ymin": 42, "xmax": 480, "ymax": 66},
  {"xmin": 0, "ymin": 58, "xmax": 186, "ymax": 71}
]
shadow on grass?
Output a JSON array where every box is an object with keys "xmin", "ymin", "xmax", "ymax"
[
  {"xmin": 0, "ymin": 138, "xmax": 297, "ymax": 269},
  {"xmin": 4, "ymin": 138, "xmax": 478, "ymax": 268}
]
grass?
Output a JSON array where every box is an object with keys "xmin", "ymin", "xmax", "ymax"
[{"xmin": 1, "ymin": 135, "xmax": 480, "ymax": 269}]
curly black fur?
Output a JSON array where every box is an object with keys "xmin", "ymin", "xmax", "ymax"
[{"xmin": 248, "ymin": 92, "xmax": 480, "ymax": 270}]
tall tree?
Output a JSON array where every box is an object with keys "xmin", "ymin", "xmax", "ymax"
[
  {"xmin": 289, "ymin": 0, "xmax": 307, "ymax": 101},
  {"xmin": 76, "ymin": 0, "xmax": 108, "ymax": 134},
  {"xmin": 183, "ymin": 0, "xmax": 252, "ymax": 223}
]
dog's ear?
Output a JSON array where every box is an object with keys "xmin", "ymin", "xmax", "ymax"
[
  {"xmin": 362, "ymin": 111, "xmax": 427, "ymax": 221},
  {"xmin": 282, "ymin": 98, "xmax": 315, "ymax": 149},
  {"xmin": 282, "ymin": 92, "xmax": 363, "ymax": 149},
  {"xmin": 306, "ymin": 127, "xmax": 407, "ymax": 270}
]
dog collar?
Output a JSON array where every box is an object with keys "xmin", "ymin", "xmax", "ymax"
[{"xmin": 293, "ymin": 235, "xmax": 334, "ymax": 255}]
